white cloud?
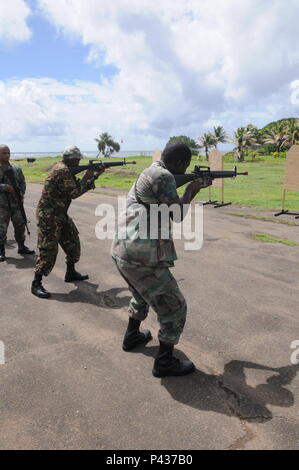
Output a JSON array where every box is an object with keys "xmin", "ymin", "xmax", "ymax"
[
  {"xmin": 290, "ymin": 80, "xmax": 299, "ymax": 105},
  {"xmin": 3, "ymin": 0, "xmax": 299, "ymax": 151},
  {"xmin": 0, "ymin": 0, "xmax": 32, "ymax": 43},
  {"xmin": 203, "ymin": 119, "xmax": 222, "ymax": 130},
  {"xmin": 0, "ymin": 77, "xmax": 162, "ymax": 151}
]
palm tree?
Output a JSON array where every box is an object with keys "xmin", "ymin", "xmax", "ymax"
[
  {"xmin": 198, "ymin": 133, "xmax": 217, "ymax": 161},
  {"xmin": 262, "ymin": 123, "xmax": 290, "ymax": 153},
  {"xmin": 95, "ymin": 132, "xmax": 120, "ymax": 158},
  {"xmin": 287, "ymin": 119, "xmax": 299, "ymax": 146},
  {"xmin": 231, "ymin": 127, "xmax": 258, "ymax": 162},
  {"xmin": 213, "ymin": 126, "xmax": 228, "ymax": 148}
]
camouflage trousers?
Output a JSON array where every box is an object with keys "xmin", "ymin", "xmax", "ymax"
[
  {"xmin": 35, "ymin": 211, "xmax": 80, "ymax": 277},
  {"xmin": 113, "ymin": 257, "xmax": 187, "ymax": 345},
  {"xmin": 0, "ymin": 203, "xmax": 26, "ymax": 245}
]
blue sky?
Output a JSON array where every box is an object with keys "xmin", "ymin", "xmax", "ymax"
[
  {"xmin": 1, "ymin": 0, "xmax": 299, "ymax": 152},
  {"xmin": 0, "ymin": 9, "xmax": 118, "ymax": 82}
]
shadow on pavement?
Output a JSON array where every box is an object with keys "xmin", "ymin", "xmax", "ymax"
[
  {"xmin": 5, "ymin": 239, "xmax": 17, "ymax": 249},
  {"xmin": 136, "ymin": 346, "xmax": 299, "ymax": 422},
  {"xmin": 51, "ymin": 281, "xmax": 131, "ymax": 309},
  {"xmin": 5, "ymin": 256, "xmax": 36, "ymax": 269},
  {"xmin": 4, "ymin": 239, "xmax": 36, "ymax": 269}
]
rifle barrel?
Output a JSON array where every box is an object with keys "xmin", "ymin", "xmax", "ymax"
[
  {"xmin": 101, "ymin": 160, "xmax": 136, "ymax": 167},
  {"xmin": 70, "ymin": 159, "xmax": 136, "ymax": 175}
]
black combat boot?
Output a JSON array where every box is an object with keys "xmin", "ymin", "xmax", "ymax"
[
  {"xmin": 122, "ymin": 317, "xmax": 152, "ymax": 351},
  {"xmin": 64, "ymin": 262, "xmax": 89, "ymax": 282},
  {"xmin": 31, "ymin": 274, "xmax": 51, "ymax": 299},
  {"xmin": 18, "ymin": 242, "xmax": 35, "ymax": 255},
  {"xmin": 0, "ymin": 245, "xmax": 5, "ymax": 262},
  {"xmin": 152, "ymin": 341, "xmax": 195, "ymax": 378}
]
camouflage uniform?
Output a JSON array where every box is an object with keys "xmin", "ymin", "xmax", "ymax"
[
  {"xmin": 111, "ymin": 160, "xmax": 187, "ymax": 345},
  {"xmin": 0, "ymin": 163, "xmax": 26, "ymax": 245},
  {"xmin": 35, "ymin": 161, "xmax": 95, "ymax": 277}
]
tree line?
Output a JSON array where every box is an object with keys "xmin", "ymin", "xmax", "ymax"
[
  {"xmin": 168, "ymin": 118, "xmax": 299, "ymax": 161},
  {"xmin": 95, "ymin": 118, "xmax": 299, "ymax": 161}
]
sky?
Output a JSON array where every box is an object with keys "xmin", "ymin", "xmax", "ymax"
[{"xmin": 1, "ymin": 0, "xmax": 299, "ymax": 152}]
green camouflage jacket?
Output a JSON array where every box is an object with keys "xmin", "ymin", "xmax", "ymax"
[
  {"xmin": 37, "ymin": 161, "xmax": 96, "ymax": 216},
  {"xmin": 0, "ymin": 163, "xmax": 26, "ymax": 207},
  {"xmin": 112, "ymin": 160, "xmax": 182, "ymax": 266}
]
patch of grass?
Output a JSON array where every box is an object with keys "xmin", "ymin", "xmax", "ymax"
[
  {"xmin": 199, "ymin": 157, "xmax": 299, "ymax": 212},
  {"xmin": 16, "ymin": 157, "xmax": 60, "ymax": 184},
  {"xmin": 227, "ymin": 211, "xmax": 298, "ymax": 226},
  {"xmin": 15, "ymin": 154, "xmax": 299, "ymax": 211},
  {"xmin": 251, "ymin": 233, "xmax": 299, "ymax": 246}
]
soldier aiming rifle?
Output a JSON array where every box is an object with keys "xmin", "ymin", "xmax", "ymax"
[
  {"xmin": 31, "ymin": 146, "xmax": 136, "ymax": 298},
  {"xmin": 111, "ymin": 141, "xmax": 248, "ymax": 378},
  {"xmin": 31, "ymin": 146, "xmax": 106, "ymax": 298}
]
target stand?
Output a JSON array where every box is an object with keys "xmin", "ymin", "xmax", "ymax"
[
  {"xmin": 202, "ymin": 187, "xmax": 218, "ymax": 206},
  {"xmin": 274, "ymin": 191, "xmax": 299, "ymax": 217},
  {"xmin": 274, "ymin": 146, "xmax": 299, "ymax": 219},
  {"xmin": 206, "ymin": 150, "xmax": 232, "ymax": 208},
  {"xmin": 213, "ymin": 185, "xmax": 232, "ymax": 208}
]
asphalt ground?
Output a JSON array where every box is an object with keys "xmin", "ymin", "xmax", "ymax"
[{"xmin": 0, "ymin": 184, "xmax": 299, "ymax": 450}]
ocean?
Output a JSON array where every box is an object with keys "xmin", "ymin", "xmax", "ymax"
[{"xmin": 11, "ymin": 150, "xmax": 153, "ymax": 160}]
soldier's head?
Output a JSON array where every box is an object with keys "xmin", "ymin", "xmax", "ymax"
[
  {"xmin": 62, "ymin": 145, "xmax": 83, "ymax": 167},
  {"xmin": 161, "ymin": 142, "xmax": 191, "ymax": 174},
  {"xmin": 0, "ymin": 145, "xmax": 10, "ymax": 165}
]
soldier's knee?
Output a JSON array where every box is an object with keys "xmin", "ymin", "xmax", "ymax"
[{"xmin": 39, "ymin": 246, "xmax": 58, "ymax": 260}]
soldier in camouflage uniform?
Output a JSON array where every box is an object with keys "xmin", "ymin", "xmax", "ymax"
[
  {"xmin": 0, "ymin": 145, "xmax": 35, "ymax": 262},
  {"xmin": 112, "ymin": 142, "xmax": 212, "ymax": 377},
  {"xmin": 31, "ymin": 146, "xmax": 105, "ymax": 298}
]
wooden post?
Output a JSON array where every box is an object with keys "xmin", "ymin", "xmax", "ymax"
[
  {"xmin": 275, "ymin": 145, "xmax": 299, "ymax": 217},
  {"xmin": 282, "ymin": 189, "xmax": 286, "ymax": 211},
  {"xmin": 209, "ymin": 149, "xmax": 232, "ymax": 208}
]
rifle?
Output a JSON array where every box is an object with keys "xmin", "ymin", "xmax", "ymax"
[
  {"xmin": 4, "ymin": 168, "xmax": 30, "ymax": 235},
  {"xmin": 69, "ymin": 159, "xmax": 136, "ymax": 176},
  {"xmin": 174, "ymin": 165, "xmax": 248, "ymax": 188}
]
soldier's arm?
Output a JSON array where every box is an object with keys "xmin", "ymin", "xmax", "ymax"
[
  {"xmin": 72, "ymin": 170, "xmax": 98, "ymax": 199},
  {"xmin": 180, "ymin": 177, "xmax": 212, "ymax": 205},
  {"xmin": 155, "ymin": 172, "xmax": 211, "ymax": 222},
  {"xmin": 56, "ymin": 169, "xmax": 96, "ymax": 199},
  {"xmin": 154, "ymin": 173, "xmax": 187, "ymax": 222}
]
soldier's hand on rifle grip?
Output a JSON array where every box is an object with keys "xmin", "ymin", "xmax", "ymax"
[
  {"xmin": 187, "ymin": 176, "xmax": 213, "ymax": 191},
  {"xmin": 85, "ymin": 166, "xmax": 105, "ymax": 180},
  {"xmin": 199, "ymin": 175, "xmax": 213, "ymax": 189},
  {"xmin": 93, "ymin": 165, "xmax": 106, "ymax": 179}
]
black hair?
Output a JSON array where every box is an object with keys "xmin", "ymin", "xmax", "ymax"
[{"xmin": 161, "ymin": 141, "xmax": 191, "ymax": 165}]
